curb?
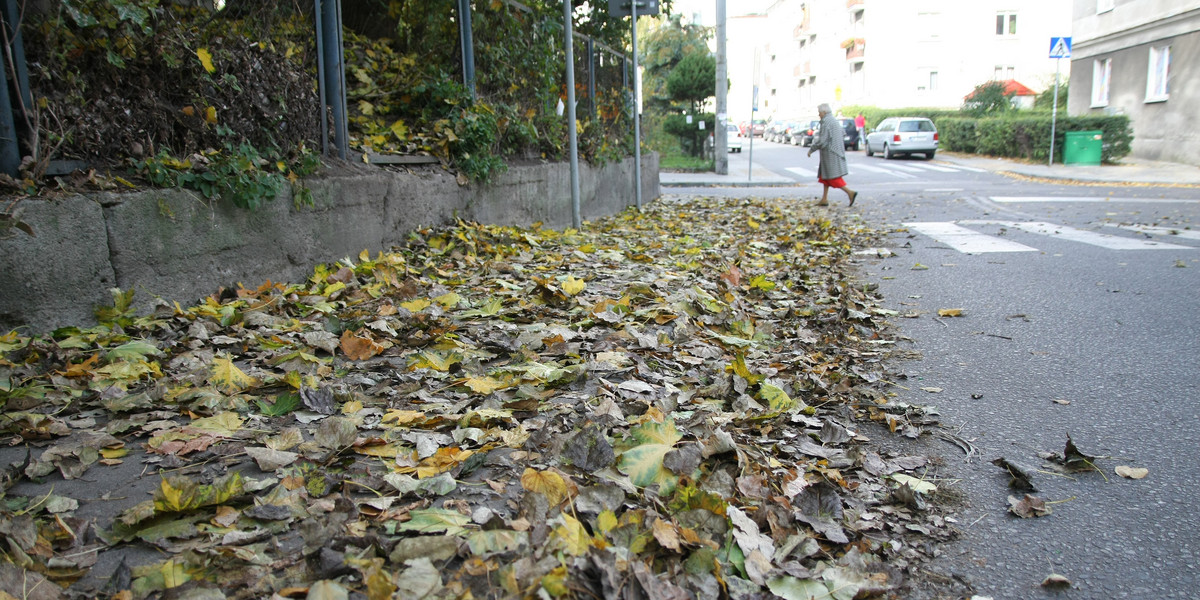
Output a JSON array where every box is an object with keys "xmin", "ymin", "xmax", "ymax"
[{"xmin": 995, "ymin": 170, "xmax": 1200, "ymax": 189}]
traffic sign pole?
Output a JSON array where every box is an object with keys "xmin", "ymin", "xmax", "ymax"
[
  {"xmin": 1050, "ymin": 58, "xmax": 1059, "ymax": 166},
  {"xmin": 1048, "ymin": 37, "xmax": 1072, "ymax": 166}
]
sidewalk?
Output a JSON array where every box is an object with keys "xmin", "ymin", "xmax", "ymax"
[
  {"xmin": 659, "ymin": 147, "xmax": 796, "ymax": 186},
  {"xmin": 938, "ymin": 152, "xmax": 1200, "ymax": 186},
  {"xmin": 660, "ymin": 146, "xmax": 1200, "ymax": 187}
]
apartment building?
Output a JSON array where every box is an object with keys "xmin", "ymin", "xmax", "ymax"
[
  {"xmin": 1068, "ymin": 1, "xmax": 1200, "ymax": 163},
  {"xmin": 749, "ymin": 0, "xmax": 1072, "ymax": 120}
]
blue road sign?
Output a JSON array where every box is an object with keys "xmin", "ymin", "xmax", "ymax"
[{"xmin": 1049, "ymin": 37, "xmax": 1072, "ymax": 59}]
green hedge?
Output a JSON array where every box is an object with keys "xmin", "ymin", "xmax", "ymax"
[
  {"xmin": 842, "ymin": 104, "xmax": 1132, "ymax": 163},
  {"xmin": 937, "ymin": 118, "xmax": 978, "ymax": 153},
  {"xmin": 965, "ymin": 114, "xmax": 1130, "ymax": 163}
]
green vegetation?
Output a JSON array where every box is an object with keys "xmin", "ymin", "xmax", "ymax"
[
  {"xmin": 638, "ymin": 15, "xmax": 715, "ymax": 161},
  {"xmin": 17, "ymin": 0, "xmax": 639, "ymax": 203},
  {"xmin": 844, "ymin": 76, "xmax": 1129, "ymax": 164}
]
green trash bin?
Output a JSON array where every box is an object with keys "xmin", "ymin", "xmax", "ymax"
[{"xmin": 1063, "ymin": 130, "xmax": 1103, "ymax": 165}]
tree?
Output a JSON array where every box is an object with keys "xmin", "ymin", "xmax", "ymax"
[
  {"xmin": 1034, "ymin": 80, "xmax": 1069, "ymax": 111},
  {"xmin": 667, "ymin": 51, "xmax": 715, "ymax": 115},
  {"xmin": 963, "ymin": 81, "xmax": 1014, "ymax": 117},
  {"xmin": 638, "ymin": 16, "xmax": 713, "ymax": 158}
]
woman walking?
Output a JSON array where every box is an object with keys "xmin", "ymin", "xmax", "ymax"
[{"xmin": 807, "ymin": 103, "xmax": 858, "ymax": 207}]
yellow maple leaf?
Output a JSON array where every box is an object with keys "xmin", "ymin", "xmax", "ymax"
[
  {"xmin": 400, "ymin": 298, "xmax": 431, "ymax": 312},
  {"xmin": 561, "ymin": 276, "xmax": 586, "ymax": 296},
  {"xmin": 433, "ymin": 292, "xmax": 462, "ymax": 308},
  {"xmin": 381, "ymin": 409, "xmax": 425, "ymax": 426},
  {"xmin": 521, "ymin": 468, "xmax": 569, "ymax": 506},
  {"xmin": 549, "ymin": 515, "xmax": 591, "ymax": 556},
  {"xmin": 196, "ymin": 48, "xmax": 216, "ymax": 73},
  {"xmin": 461, "ymin": 375, "xmax": 508, "ymax": 395},
  {"xmin": 204, "ymin": 106, "xmax": 217, "ymax": 124},
  {"xmin": 209, "ymin": 356, "xmax": 258, "ymax": 394}
]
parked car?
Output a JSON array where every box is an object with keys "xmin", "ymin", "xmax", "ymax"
[
  {"xmin": 837, "ymin": 117, "xmax": 862, "ymax": 150},
  {"xmin": 796, "ymin": 118, "xmax": 821, "ymax": 146},
  {"xmin": 764, "ymin": 119, "xmax": 790, "ymax": 143},
  {"xmin": 864, "ymin": 117, "xmax": 939, "ymax": 159},
  {"xmin": 726, "ymin": 123, "xmax": 742, "ymax": 152},
  {"xmin": 812, "ymin": 118, "xmax": 861, "ymax": 150},
  {"xmin": 749, "ymin": 119, "xmax": 767, "ymax": 137}
]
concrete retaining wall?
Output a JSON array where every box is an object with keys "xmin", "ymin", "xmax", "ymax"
[{"xmin": 0, "ymin": 154, "xmax": 659, "ymax": 333}]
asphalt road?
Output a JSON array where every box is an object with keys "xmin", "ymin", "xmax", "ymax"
[{"xmin": 668, "ymin": 141, "xmax": 1200, "ymax": 598}]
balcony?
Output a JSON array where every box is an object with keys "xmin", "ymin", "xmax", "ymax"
[
  {"xmin": 793, "ymin": 61, "xmax": 811, "ymax": 77},
  {"xmin": 847, "ymin": 0, "xmax": 863, "ymax": 8},
  {"xmin": 841, "ymin": 37, "xmax": 865, "ymax": 60}
]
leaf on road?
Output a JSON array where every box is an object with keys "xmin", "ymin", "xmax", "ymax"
[
  {"xmin": 936, "ymin": 308, "xmax": 963, "ymax": 317},
  {"xmin": 1059, "ymin": 434, "xmax": 1099, "ymax": 472},
  {"xmin": 209, "ymin": 356, "xmax": 258, "ymax": 394},
  {"xmin": 992, "ymin": 457, "xmax": 1037, "ymax": 491},
  {"xmin": 340, "ymin": 329, "xmax": 385, "ymax": 361},
  {"xmin": 1008, "ymin": 494, "xmax": 1052, "ymax": 518},
  {"xmin": 561, "ymin": 275, "xmax": 586, "ymax": 296},
  {"xmin": 300, "ymin": 385, "xmax": 337, "ymax": 415},
  {"xmin": 397, "ymin": 508, "xmax": 471, "ymax": 536},
  {"xmin": 1115, "ymin": 465, "xmax": 1148, "ymax": 479},
  {"xmin": 521, "ymin": 468, "xmax": 570, "ymax": 507},
  {"xmin": 795, "ymin": 483, "xmax": 848, "ymax": 544},
  {"xmin": 617, "ymin": 419, "xmax": 683, "ymax": 492},
  {"xmin": 1041, "ymin": 574, "xmax": 1072, "ymax": 589},
  {"xmin": 154, "ymin": 472, "xmax": 243, "ymax": 513}
]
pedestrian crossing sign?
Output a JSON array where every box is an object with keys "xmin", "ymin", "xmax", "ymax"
[{"xmin": 1049, "ymin": 37, "xmax": 1072, "ymax": 59}]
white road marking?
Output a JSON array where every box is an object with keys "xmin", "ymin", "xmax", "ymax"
[
  {"xmin": 960, "ymin": 221, "xmax": 1195, "ymax": 250},
  {"xmin": 943, "ymin": 164, "xmax": 988, "ymax": 172},
  {"xmin": 1104, "ymin": 223, "xmax": 1200, "ymax": 241},
  {"xmin": 900, "ymin": 163, "xmax": 960, "ymax": 173},
  {"xmin": 991, "ymin": 196, "xmax": 1200, "ymax": 204},
  {"xmin": 786, "ymin": 166, "xmax": 817, "ymax": 178},
  {"xmin": 855, "ymin": 164, "xmax": 917, "ymax": 179},
  {"xmin": 886, "ymin": 163, "xmax": 928, "ymax": 173},
  {"xmin": 903, "ymin": 222, "xmax": 1039, "ymax": 253}
]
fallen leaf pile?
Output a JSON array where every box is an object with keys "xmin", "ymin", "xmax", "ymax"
[{"xmin": 0, "ymin": 196, "xmax": 951, "ymax": 599}]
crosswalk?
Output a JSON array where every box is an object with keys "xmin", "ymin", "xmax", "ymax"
[
  {"xmin": 786, "ymin": 161, "xmax": 985, "ymax": 180},
  {"xmin": 903, "ymin": 220, "xmax": 1198, "ymax": 253}
]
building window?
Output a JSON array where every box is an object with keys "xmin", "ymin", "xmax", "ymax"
[
  {"xmin": 1092, "ymin": 58, "xmax": 1111, "ymax": 107},
  {"xmin": 995, "ymin": 12, "xmax": 1017, "ymax": 36},
  {"xmin": 993, "ymin": 66, "xmax": 1015, "ymax": 80},
  {"xmin": 1097, "ymin": 0, "xmax": 1114, "ymax": 13},
  {"xmin": 920, "ymin": 12, "xmax": 942, "ymax": 39},
  {"xmin": 1146, "ymin": 45, "xmax": 1170, "ymax": 102},
  {"xmin": 930, "ymin": 70, "xmax": 939, "ymax": 91}
]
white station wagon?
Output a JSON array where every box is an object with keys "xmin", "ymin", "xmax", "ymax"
[{"xmin": 865, "ymin": 117, "xmax": 939, "ymax": 160}]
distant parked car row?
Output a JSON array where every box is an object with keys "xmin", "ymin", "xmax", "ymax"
[
  {"xmin": 737, "ymin": 120, "xmax": 766, "ymax": 137},
  {"xmin": 748, "ymin": 115, "xmax": 939, "ymax": 159}
]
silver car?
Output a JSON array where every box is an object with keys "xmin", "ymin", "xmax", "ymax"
[
  {"xmin": 725, "ymin": 123, "xmax": 742, "ymax": 153},
  {"xmin": 865, "ymin": 117, "xmax": 939, "ymax": 160}
]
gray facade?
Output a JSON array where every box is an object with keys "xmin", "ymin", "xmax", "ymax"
[{"xmin": 1068, "ymin": 2, "xmax": 1200, "ymax": 164}]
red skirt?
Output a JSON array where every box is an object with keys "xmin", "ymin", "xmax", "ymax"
[{"xmin": 818, "ymin": 176, "xmax": 846, "ymax": 188}]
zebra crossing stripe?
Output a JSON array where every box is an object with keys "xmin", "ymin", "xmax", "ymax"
[
  {"xmin": 943, "ymin": 164, "xmax": 988, "ymax": 172},
  {"xmin": 786, "ymin": 166, "xmax": 817, "ymax": 178},
  {"xmin": 855, "ymin": 164, "xmax": 917, "ymax": 178},
  {"xmin": 909, "ymin": 164, "xmax": 960, "ymax": 173},
  {"xmin": 961, "ymin": 221, "xmax": 1195, "ymax": 250},
  {"xmin": 886, "ymin": 163, "xmax": 927, "ymax": 173},
  {"xmin": 903, "ymin": 222, "xmax": 1038, "ymax": 253},
  {"xmin": 991, "ymin": 196, "xmax": 1200, "ymax": 204},
  {"xmin": 1104, "ymin": 223, "xmax": 1200, "ymax": 241}
]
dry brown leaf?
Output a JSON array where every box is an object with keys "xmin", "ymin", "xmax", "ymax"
[{"xmin": 1115, "ymin": 465, "xmax": 1148, "ymax": 479}]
